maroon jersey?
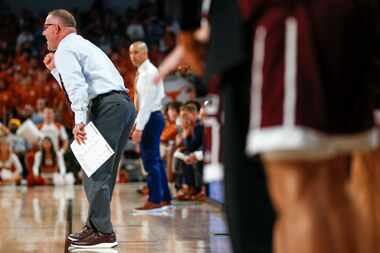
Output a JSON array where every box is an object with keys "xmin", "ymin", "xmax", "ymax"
[{"xmin": 244, "ymin": 0, "xmax": 380, "ymax": 158}]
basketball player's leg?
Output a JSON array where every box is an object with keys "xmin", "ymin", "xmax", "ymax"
[
  {"xmin": 264, "ymin": 156, "xmax": 356, "ymax": 253},
  {"xmin": 350, "ymin": 130, "xmax": 380, "ymax": 253}
]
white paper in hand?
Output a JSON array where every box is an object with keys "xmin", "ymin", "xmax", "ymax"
[{"xmin": 70, "ymin": 122, "xmax": 114, "ymax": 177}]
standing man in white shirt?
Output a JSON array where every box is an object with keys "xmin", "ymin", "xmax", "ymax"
[
  {"xmin": 130, "ymin": 41, "xmax": 172, "ymax": 211},
  {"xmin": 42, "ymin": 9, "xmax": 136, "ymax": 249}
]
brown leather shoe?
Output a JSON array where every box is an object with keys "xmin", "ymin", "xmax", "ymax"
[
  {"xmin": 136, "ymin": 185, "xmax": 149, "ymax": 195},
  {"xmin": 68, "ymin": 226, "xmax": 94, "ymax": 241},
  {"xmin": 191, "ymin": 192, "xmax": 206, "ymax": 202},
  {"xmin": 175, "ymin": 192, "xmax": 191, "ymax": 201},
  {"xmin": 134, "ymin": 201, "xmax": 163, "ymax": 212},
  {"xmin": 70, "ymin": 232, "xmax": 118, "ymax": 249}
]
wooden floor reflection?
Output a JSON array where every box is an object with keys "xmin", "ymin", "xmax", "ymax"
[{"xmin": 0, "ymin": 184, "xmax": 231, "ymax": 253}]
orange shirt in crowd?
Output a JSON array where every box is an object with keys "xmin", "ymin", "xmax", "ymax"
[{"xmin": 161, "ymin": 121, "xmax": 178, "ymax": 143}]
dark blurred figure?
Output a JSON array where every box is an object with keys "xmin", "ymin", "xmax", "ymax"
[{"xmin": 158, "ymin": 1, "xmax": 275, "ymax": 252}]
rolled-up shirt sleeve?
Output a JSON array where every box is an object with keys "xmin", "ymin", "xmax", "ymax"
[
  {"xmin": 54, "ymin": 48, "xmax": 89, "ymax": 124},
  {"xmin": 135, "ymin": 73, "xmax": 161, "ymax": 131}
]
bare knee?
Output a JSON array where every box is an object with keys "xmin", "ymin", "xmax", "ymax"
[{"xmin": 264, "ymin": 157, "xmax": 350, "ymax": 214}]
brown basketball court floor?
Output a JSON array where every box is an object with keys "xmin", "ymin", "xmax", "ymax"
[{"xmin": 0, "ymin": 183, "xmax": 231, "ymax": 253}]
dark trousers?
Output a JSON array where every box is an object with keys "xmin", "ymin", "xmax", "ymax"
[
  {"xmin": 140, "ymin": 111, "xmax": 171, "ymax": 204},
  {"xmin": 222, "ymin": 62, "xmax": 275, "ymax": 253},
  {"xmin": 173, "ymin": 158, "xmax": 187, "ymax": 191},
  {"xmin": 193, "ymin": 161, "xmax": 203, "ymax": 193},
  {"xmin": 174, "ymin": 159, "xmax": 203, "ymax": 193},
  {"xmin": 84, "ymin": 92, "xmax": 136, "ymax": 234},
  {"xmin": 173, "ymin": 158, "xmax": 194, "ymax": 189}
]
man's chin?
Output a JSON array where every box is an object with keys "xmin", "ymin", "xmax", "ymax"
[{"xmin": 47, "ymin": 45, "xmax": 57, "ymax": 52}]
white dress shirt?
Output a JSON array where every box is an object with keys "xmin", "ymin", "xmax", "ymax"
[
  {"xmin": 135, "ymin": 59, "xmax": 165, "ymax": 131},
  {"xmin": 51, "ymin": 33, "xmax": 127, "ymax": 124}
]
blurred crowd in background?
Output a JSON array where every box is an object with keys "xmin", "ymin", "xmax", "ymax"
[{"xmin": 0, "ymin": 0, "xmax": 207, "ymax": 204}]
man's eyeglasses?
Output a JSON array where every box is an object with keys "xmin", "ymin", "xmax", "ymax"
[{"xmin": 43, "ymin": 23, "xmax": 60, "ymax": 31}]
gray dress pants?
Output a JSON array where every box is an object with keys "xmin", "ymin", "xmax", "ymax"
[{"xmin": 83, "ymin": 91, "xmax": 136, "ymax": 233}]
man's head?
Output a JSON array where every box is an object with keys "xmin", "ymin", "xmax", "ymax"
[
  {"xmin": 43, "ymin": 107, "xmax": 55, "ymax": 124},
  {"xmin": 8, "ymin": 118, "xmax": 21, "ymax": 134},
  {"xmin": 129, "ymin": 41, "xmax": 148, "ymax": 67},
  {"xmin": 42, "ymin": 9, "xmax": 77, "ymax": 51},
  {"xmin": 23, "ymin": 104, "xmax": 34, "ymax": 118},
  {"xmin": 184, "ymin": 100, "xmax": 201, "ymax": 112},
  {"xmin": 36, "ymin": 98, "xmax": 47, "ymax": 112},
  {"xmin": 180, "ymin": 104, "xmax": 198, "ymax": 125}
]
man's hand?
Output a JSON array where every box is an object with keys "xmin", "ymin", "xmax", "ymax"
[
  {"xmin": 184, "ymin": 154, "xmax": 197, "ymax": 165},
  {"xmin": 155, "ymin": 31, "xmax": 205, "ymax": 84},
  {"xmin": 131, "ymin": 129, "xmax": 142, "ymax": 144},
  {"xmin": 43, "ymin": 53, "xmax": 55, "ymax": 71},
  {"xmin": 73, "ymin": 123, "xmax": 86, "ymax": 145}
]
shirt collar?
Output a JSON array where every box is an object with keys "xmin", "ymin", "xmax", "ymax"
[
  {"xmin": 137, "ymin": 59, "xmax": 150, "ymax": 74},
  {"xmin": 57, "ymin": 32, "xmax": 77, "ymax": 50}
]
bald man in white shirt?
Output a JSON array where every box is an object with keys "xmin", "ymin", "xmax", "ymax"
[
  {"xmin": 42, "ymin": 9, "xmax": 136, "ymax": 249},
  {"xmin": 130, "ymin": 41, "xmax": 172, "ymax": 212}
]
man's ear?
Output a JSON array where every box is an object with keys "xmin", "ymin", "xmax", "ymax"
[{"xmin": 54, "ymin": 25, "xmax": 61, "ymax": 35}]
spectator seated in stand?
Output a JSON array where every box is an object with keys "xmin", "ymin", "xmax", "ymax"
[
  {"xmin": 173, "ymin": 103, "xmax": 204, "ymax": 201},
  {"xmin": 37, "ymin": 107, "xmax": 69, "ymax": 154},
  {"xmin": 29, "ymin": 136, "xmax": 74, "ymax": 186},
  {"xmin": 0, "ymin": 137, "xmax": 22, "ymax": 185},
  {"xmin": 160, "ymin": 101, "xmax": 182, "ymax": 182},
  {"xmin": 6, "ymin": 118, "xmax": 30, "ymax": 179}
]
